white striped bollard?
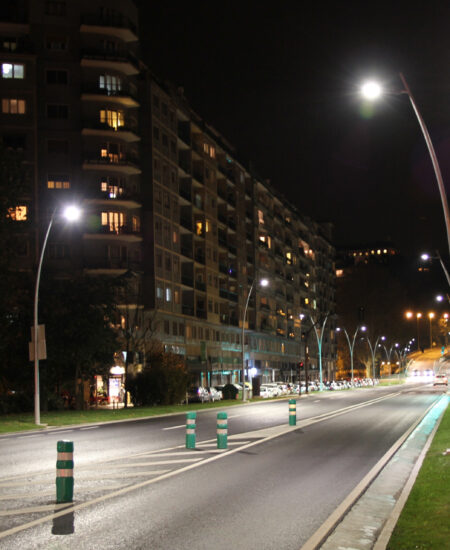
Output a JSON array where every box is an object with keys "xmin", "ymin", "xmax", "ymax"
[
  {"xmin": 56, "ymin": 440, "xmax": 74, "ymax": 503},
  {"xmin": 217, "ymin": 412, "xmax": 228, "ymax": 449},
  {"xmin": 186, "ymin": 412, "xmax": 196, "ymax": 449},
  {"xmin": 289, "ymin": 399, "xmax": 296, "ymax": 426}
]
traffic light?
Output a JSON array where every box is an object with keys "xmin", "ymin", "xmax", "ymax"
[{"xmin": 298, "ymin": 361, "xmax": 304, "ymax": 368}]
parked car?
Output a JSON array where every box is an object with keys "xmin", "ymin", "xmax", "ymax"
[
  {"xmin": 259, "ymin": 385, "xmax": 273, "ymax": 398},
  {"xmin": 433, "ymin": 374, "xmax": 448, "ymax": 386},
  {"xmin": 208, "ymin": 387, "xmax": 222, "ymax": 401},
  {"xmin": 186, "ymin": 386, "xmax": 210, "ymax": 403}
]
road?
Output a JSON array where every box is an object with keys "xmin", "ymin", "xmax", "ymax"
[{"xmin": 0, "ymin": 382, "xmax": 446, "ymax": 549}]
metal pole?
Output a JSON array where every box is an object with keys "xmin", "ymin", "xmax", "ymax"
[
  {"xmin": 242, "ymin": 280, "xmax": 255, "ymax": 402},
  {"xmin": 399, "ymin": 73, "xmax": 450, "ymax": 257},
  {"xmin": 33, "ymin": 210, "xmax": 56, "ymax": 425}
]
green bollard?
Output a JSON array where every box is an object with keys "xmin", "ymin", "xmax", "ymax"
[
  {"xmin": 186, "ymin": 412, "xmax": 196, "ymax": 449},
  {"xmin": 56, "ymin": 440, "xmax": 74, "ymax": 503},
  {"xmin": 217, "ymin": 412, "xmax": 228, "ymax": 449},
  {"xmin": 289, "ymin": 399, "xmax": 297, "ymax": 426}
]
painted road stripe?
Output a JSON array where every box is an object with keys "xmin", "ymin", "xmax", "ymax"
[
  {"xmin": 80, "ymin": 426, "xmax": 99, "ymax": 431},
  {"xmin": 0, "ymin": 390, "xmax": 406, "ymax": 540},
  {"xmin": 0, "ymin": 503, "xmax": 73, "ymax": 516},
  {"xmin": 87, "ymin": 458, "xmax": 203, "ymax": 468},
  {"xmin": 162, "ymin": 424, "xmax": 185, "ymax": 430}
]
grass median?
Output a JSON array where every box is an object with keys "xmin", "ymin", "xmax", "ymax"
[{"xmin": 387, "ymin": 399, "xmax": 450, "ymax": 550}]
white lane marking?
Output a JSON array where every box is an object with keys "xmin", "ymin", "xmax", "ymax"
[
  {"xmin": 17, "ymin": 434, "xmax": 43, "ymax": 439},
  {"xmin": 0, "ymin": 490, "xmax": 54, "ymax": 500},
  {"xmin": 313, "ymin": 400, "xmax": 321, "ymax": 403},
  {"xmin": 0, "ymin": 503, "xmax": 72, "ymax": 516},
  {"xmin": 0, "ymin": 390, "xmax": 405, "ymax": 540},
  {"xmin": 162, "ymin": 424, "xmax": 185, "ymax": 430},
  {"xmin": 47, "ymin": 430, "xmax": 74, "ymax": 435},
  {"xmin": 227, "ymin": 414, "xmax": 241, "ymax": 419},
  {"xmin": 80, "ymin": 426, "xmax": 99, "ymax": 430},
  {"xmin": 83, "ymin": 458, "xmax": 203, "ymax": 468},
  {"xmin": 196, "ymin": 441, "xmax": 249, "ymax": 448}
]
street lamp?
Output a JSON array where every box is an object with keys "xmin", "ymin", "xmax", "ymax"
[
  {"xmin": 365, "ymin": 334, "xmax": 384, "ymax": 379},
  {"xmin": 428, "ymin": 312, "xmax": 435, "ymax": 348},
  {"xmin": 361, "ymin": 74, "xmax": 450, "ymax": 257},
  {"xmin": 379, "ymin": 341, "xmax": 399, "ymax": 376},
  {"xmin": 420, "ymin": 252, "xmax": 450, "ymax": 289},
  {"xmin": 241, "ymin": 277, "xmax": 268, "ymax": 401},
  {"xmin": 310, "ymin": 314, "xmax": 329, "ymax": 391},
  {"xmin": 336, "ymin": 325, "xmax": 366, "ymax": 386},
  {"xmin": 33, "ymin": 205, "xmax": 82, "ymax": 425},
  {"xmin": 406, "ymin": 311, "xmax": 422, "ymax": 350}
]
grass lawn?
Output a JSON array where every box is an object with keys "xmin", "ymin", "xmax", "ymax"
[{"xmin": 387, "ymin": 400, "xmax": 450, "ymax": 549}]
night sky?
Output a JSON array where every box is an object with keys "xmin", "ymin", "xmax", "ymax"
[{"xmin": 137, "ymin": 1, "xmax": 450, "ymax": 257}]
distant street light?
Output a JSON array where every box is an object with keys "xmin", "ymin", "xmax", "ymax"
[
  {"xmin": 361, "ymin": 74, "xmax": 450, "ymax": 257},
  {"xmin": 406, "ymin": 311, "xmax": 422, "ymax": 350},
  {"xmin": 241, "ymin": 277, "xmax": 269, "ymax": 401},
  {"xmin": 33, "ymin": 205, "xmax": 82, "ymax": 425},
  {"xmin": 364, "ymin": 334, "xmax": 385, "ymax": 378},
  {"xmin": 336, "ymin": 325, "xmax": 366, "ymax": 385},
  {"xmin": 428, "ymin": 312, "xmax": 435, "ymax": 348},
  {"xmin": 379, "ymin": 341, "xmax": 398, "ymax": 376}
]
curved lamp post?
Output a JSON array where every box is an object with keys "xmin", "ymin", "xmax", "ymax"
[
  {"xmin": 336, "ymin": 325, "xmax": 366, "ymax": 385},
  {"xmin": 33, "ymin": 205, "xmax": 81, "ymax": 425},
  {"xmin": 379, "ymin": 341, "xmax": 398, "ymax": 376},
  {"xmin": 309, "ymin": 314, "xmax": 329, "ymax": 391},
  {"xmin": 421, "ymin": 252, "xmax": 450, "ymax": 290},
  {"xmin": 365, "ymin": 334, "xmax": 385, "ymax": 378},
  {"xmin": 362, "ymin": 74, "xmax": 450, "ymax": 257},
  {"xmin": 242, "ymin": 277, "xmax": 268, "ymax": 401}
]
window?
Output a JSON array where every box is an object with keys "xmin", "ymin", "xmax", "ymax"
[
  {"xmin": 164, "ymin": 320, "xmax": 170, "ymax": 334},
  {"xmin": 101, "ymin": 211, "xmax": 125, "ymax": 233},
  {"xmin": 100, "ymin": 176, "xmax": 124, "ymax": 198},
  {"xmin": 2, "ymin": 134, "xmax": 25, "ymax": 150},
  {"xmin": 2, "ymin": 38, "xmax": 17, "ymax": 52},
  {"xmin": 47, "ymin": 104, "xmax": 68, "ymax": 119},
  {"xmin": 1, "ymin": 63, "xmax": 24, "ymax": 79},
  {"xmin": 155, "ymin": 250, "xmax": 162, "ymax": 268},
  {"xmin": 131, "ymin": 216, "xmax": 140, "ymax": 233},
  {"xmin": 99, "ymin": 74, "xmax": 122, "ymax": 94},
  {"xmin": 47, "ymin": 174, "xmax": 70, "ymax": 189},
  {"xmin": 45, "ymin": 1, "xmax": 66, "ymax": 15},
  {"xmin": 46, "ymin": 35, "xmax": 67, "ymax": 50},
  {"xmin": 165, "ymin": 287, "xmax": 172, "ymax": 302},
  {"xmin": 165, "ymin": 254, "xmax": 171, "ymax": 272},
  {"xmin": 100, "ymin": 142, "xmax": 123, "ymax": 163},
  {"xmin": 2, "ymin": 98, "xmax": 26, "ymax": 114},
  {"xmin": 100, "ymin": 108, "xmax": 124, "ymax": 130},
  {"xmin": 48, "ymin": 139, "xmax": 68, "ymax": 154},
  {"xmin": 156, "ymin": 285, "xmax": 163, "ymax": 300},
  {"xmin": 8, "ymin": 205, "xmax": 27, "ymax": 221},
  {"xmin": 153, "ymin": 126, "xmax": 159, "ymax": 141},
  {"xmin": 46, "ymin": 70, "xmax": 67, "ymax": 84}
]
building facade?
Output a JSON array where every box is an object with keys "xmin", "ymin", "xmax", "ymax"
[{"xmin": 0, "ymin": 0, "xmax": 336, "ymax": 389}]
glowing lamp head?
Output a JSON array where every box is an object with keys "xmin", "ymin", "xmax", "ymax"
[
  {"xmin": 436, "ymin": 295, "xmax": 444, "ymax": 302},
  {"xmin": 405, "ymin": 311, "xmax": 413, "ymax": 319},
  {"xmin": 259, "ymin": 278, "xmax": 269, "ymax": 288},
  {"xmin": 421, "ymin": 253, "xmax": 430, "ymax": 261},
  {"xmin": 360, "ymin": 325, "xmax": 367, "ymax": 332},
  {"xmin": 361, "ymin": 81, "xmax": 382, "ymax": 100},
  {"xmin": 63, "ymin": 205, "xmax": 81, "ymax": 222}
]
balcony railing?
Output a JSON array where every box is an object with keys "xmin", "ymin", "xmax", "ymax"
[
  {"xmin": 195, "ymin": 280, "xmax": 206, "ymax": 291},
  {"xmin": 81, "ymin": 14, "xmax": 138, "ymax": 36},
  {"xmin": 181, "ymin": 276, "xmax": 193, "ymax": 287},
  {"xmin": 182, "ymin": 305, "xmax": 194, "ymax": 316}
]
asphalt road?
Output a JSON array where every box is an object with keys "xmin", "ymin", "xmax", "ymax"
[{"xmin": 0, "ymin": 382, "xmax": 445, "ymax": 549}]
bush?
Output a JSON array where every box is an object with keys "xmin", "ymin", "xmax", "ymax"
[
  {"xmin": 222, "ymin": 384, "xmax": 239, "ymax": 400},
  {"xmin": 0, "ymin": 391, "xmax": 33, "ymax": 414},
  {"xmin": 127, "ymin": 349, "xmax": 189, "ymax": 406}
]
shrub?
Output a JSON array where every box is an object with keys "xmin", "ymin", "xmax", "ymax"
[{"xmin": 222, "ymin": 383, "xmax": 239, "ymax": 400}]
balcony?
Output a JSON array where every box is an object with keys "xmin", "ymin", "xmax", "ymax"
[
  {"xmin": 84, "ymin": 225, "xmax": 142, "ymax": 243},
  {"xmin": 82, "ymin": 155, "xmax": 141, "ymax": 175},
  {"xmin": 182, "ymin": 305, "xmax": 194, "ymax": 316},
  {"xmin": 194, "ymin": 252, "xmax": 205, "ymax": 264},
  {"xmin": 81, "ymin": 84, "xmax": 139, "ymax": 108},
  {"xmin": 227, "ymin": 244, "xmax": 237, "ymax": 256},
  {"xmin": 196, "ymin": 309, "xmax": 207, "ymax": 319},
  {"xmin": 195, "ymin": 280, "xmax": 206, "ymax": 291},
  {"xmin": 180, "ymin": 217, "xmax": 192, "ymax": 231},
  {"xmin": 87, "ymin": 191, "xmax": 141, "ymax": 209},
  {"xmin": 228, "ymin": 291, "xmax": 238, "ymax": 303},
  {"xmin": 181, "ymin": 276, "xmax": 194, "ymax": 287},
  {"xmin": 219, "ymin": 288, "xmax": 228, "ymax": 299},
  {"xmin": 83, "ymin": 258, "xmax": 141, "ymax": 272},
  {"xmin": 180, "ymin": 246, "xmax": 193, "ymax": 259},
  {"xmin": 179, "ymin": 186, "xmax": 191, "ymax": 202},
  {"xmin": 81, "ymin": 121, "xmax": 140, "ymax": 143},
  {"xmin": 80, "ymin": 49, "xmax": 139, "ymax": 76},
  {"xmin": 219, "ymin": 263, "xmax": 228, "ymax": 275},
  {"xmin": 80, "ymin": 14, "xmax": 138, "ymax": 42},
  {"xmin": 227, "ymin": 219, "xmax": 236, "ymax": 231}
]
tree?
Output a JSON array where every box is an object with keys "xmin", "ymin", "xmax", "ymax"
[
  {"xmin": 39, "ymin": 274, "xmax": 120, "ymax": 409},
  {"xmin": 127, "ymin": 343, "xmax": 188, "ymax": 406}
]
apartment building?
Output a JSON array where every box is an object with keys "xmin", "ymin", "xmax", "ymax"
[{"xmin": 0, "ymin": 0, "xmax": 336, "ymax": 388}]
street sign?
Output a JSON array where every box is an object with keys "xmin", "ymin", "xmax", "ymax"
[{"xmin": 29, "ymin": 324, "xmax": 47, "ymax": 360}]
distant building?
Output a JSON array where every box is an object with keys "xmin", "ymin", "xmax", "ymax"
[{"xmin": 0, "ymin": 0, "xmax": 336, "ymax": 387}]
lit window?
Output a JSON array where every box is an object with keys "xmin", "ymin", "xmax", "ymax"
[
  {"xmin": 156, "ymin": 286, "xmax": 163, "ymax": 300},
  {"xmin": 196, "ymin": 221, "xmax": 203, "ymax": 236},
  {"xmin": 209, "ymin": 145, "xmax": 215, "ymax": 158},
  {"xmin": 101, "ymin": 211, "xmax": 125, "ymax": 233},
  {"xmin": 258, "ymin": 210, "xmax": 264, "ymax": 225},
  {"xmin": 203, "ymin": 142, "xmax": 209, "ymax": 155},
  {"xmin": 47, "ymin": 175, "xmax": 70, "ymax": 189},
  {"xmin": 8, "ymin": 205, "xmax": 27, "ymax": 220},
  {"xmin": 336, "ymin": 269, "xmax": 344, "ymax": 277},
  {"xmin": 1, "ymin": 63, "xmax": 24, "ymax": 79},
  {"xmin": 165, "ymin": 288, "xmax": 172, "ymax": 302},
  {"xmin": 131, "ymin": 216, "xmax": 140, "ymax": 232},
  {"xmin": 2, "ymin": 98, "xmax": 26, "ymax": 114},
  {"xmin": 100, "ymin": 109, "xmax": 124, "ymax": 130},
  {"xmin": 99, "ymin": 74, "xmax": 122, "ymax": 93}
]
